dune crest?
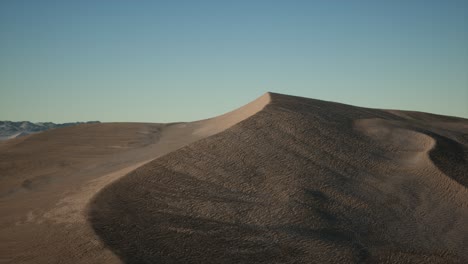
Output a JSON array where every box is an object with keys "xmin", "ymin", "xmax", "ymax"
[{"xmin": 192, "ymin": 92, "xmax": 271, "ymax": 136}]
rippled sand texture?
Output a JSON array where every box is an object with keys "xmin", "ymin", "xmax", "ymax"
[{"xmin": 90, "ymin": 93, "xmax": 468, "ymax": 263}]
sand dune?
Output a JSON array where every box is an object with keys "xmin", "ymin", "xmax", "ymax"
[
  {"xmin": 90, "ymin": 93, "xmax": 468, "ymax": 263},
  {"xmin": 0, "ymin": 95, "xmax": 268, "ymax": 264},
  {"xmin": 1, "ymin": 93, "xmax": 467, "ymax": 263}
]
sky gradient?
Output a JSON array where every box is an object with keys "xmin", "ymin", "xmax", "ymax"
[{"xmin": 1, "ymin": 0, "xmax": 467, "ymax": 122}]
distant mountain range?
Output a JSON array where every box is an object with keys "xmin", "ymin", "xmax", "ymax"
[{"xmin": 0, "ymin": 121, "xmax": 100, "ymax": 141}]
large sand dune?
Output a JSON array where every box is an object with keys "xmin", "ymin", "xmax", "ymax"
[
  {"xmin": 1, "ymin": 93, "xmax": 468, "ymax": 263},
  {"xmin": 0, "ymin": 94, "xmax": 269, "ymax": 263}
]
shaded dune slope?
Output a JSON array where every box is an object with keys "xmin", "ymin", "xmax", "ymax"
[{"xmin": 90, "ymin": 93, "xmax": 468, "ymax": 264}]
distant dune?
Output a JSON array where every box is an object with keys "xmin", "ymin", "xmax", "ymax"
[{"xmin": 1, "ymin": 93, "xmax": 467, "ymax": 263}]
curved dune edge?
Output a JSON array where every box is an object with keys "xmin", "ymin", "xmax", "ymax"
[
  {"xmin": 428, "ymin": 134, "xmax": 468, "ymax": 189},
  {"xmin": 81, "ymin": 92, "xmax": 272, "ymax": 213},
  {"xmin": 69, "ymin": 93, "xmax": 272, "ymax": 223},
  {"xmin": 355, "ymin": 118, "xmax": 468, "ymax": 189},
  {"xmin": 191, "ymin": 92, "xmax": 271, "ymax": 137},
  {"xmin": 44, "ymin": 92, "xmax": 273, "ymax": 218},
  {"xmin": 89, "ymin": 93, "xmax": 468, "ymax": 263}
]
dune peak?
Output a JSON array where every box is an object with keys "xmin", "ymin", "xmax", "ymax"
[{"xmin": 192, "ymin": 92, "xmax": 272, "ymax": 136}]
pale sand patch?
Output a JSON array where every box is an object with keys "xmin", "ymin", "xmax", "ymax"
[{"xmin": 42, "ymin": 161, "xmax": 150, "ymax": 224}]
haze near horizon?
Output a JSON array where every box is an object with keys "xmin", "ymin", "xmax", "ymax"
[{"xmin": 1, "ymin": 0, "xmax": 467, "ymax": 122}]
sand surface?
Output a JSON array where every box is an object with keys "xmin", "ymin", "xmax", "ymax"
[{"xmin": 1, "ymin": 93, "xmax": 468, "ymax": 263}]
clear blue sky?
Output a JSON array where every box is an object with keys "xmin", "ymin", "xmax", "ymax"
[{"xmin": 1, "ymin": 0, "xmax": 467, "ymax": 122}]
